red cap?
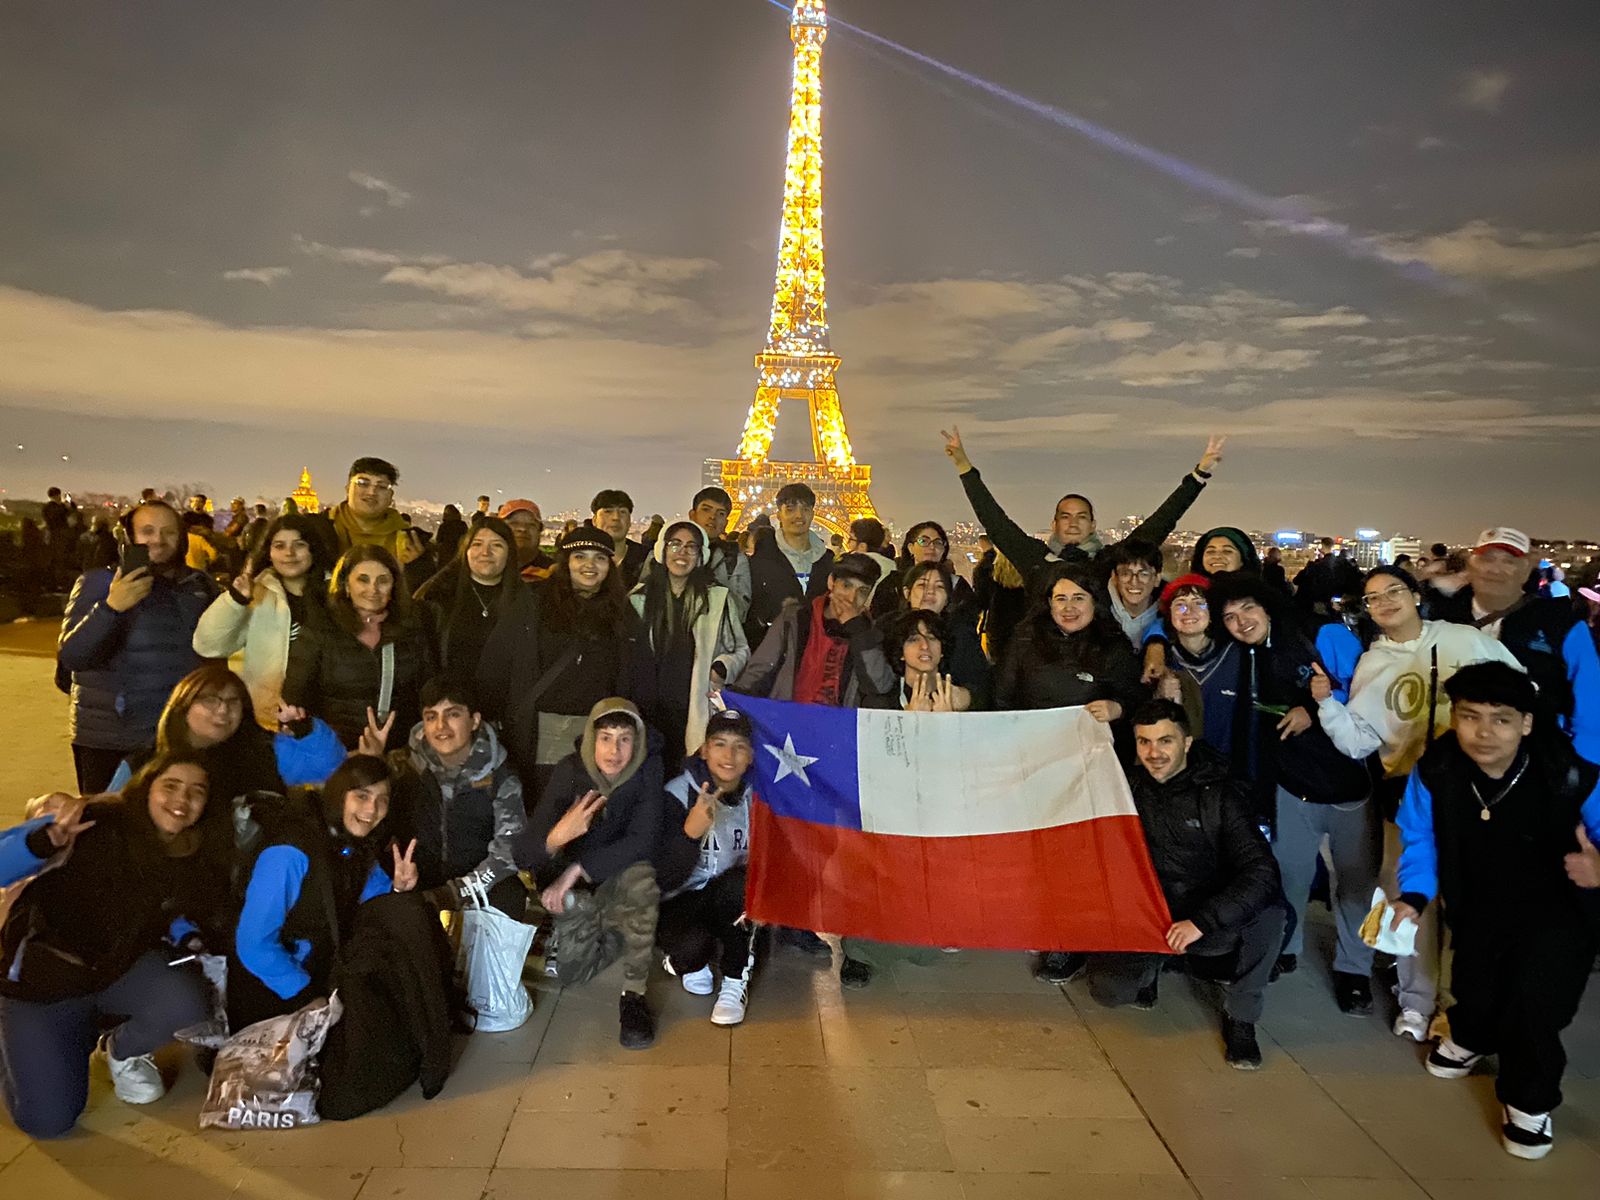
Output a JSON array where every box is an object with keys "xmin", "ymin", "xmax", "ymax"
[
  {"xmin": 1159, "ymin": 572, "xmax": 1211, "ymax": 616},
  {"xmin": 498, "ymin": 498, "xmax": 541, "ymax": 521}
]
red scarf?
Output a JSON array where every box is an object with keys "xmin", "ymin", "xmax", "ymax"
[{"xmin": 793, "ymin": 597, "xmax": 850, "ymax": 706}]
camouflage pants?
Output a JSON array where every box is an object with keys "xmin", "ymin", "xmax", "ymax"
[{"xmin": 552, "ymin": 861, "xmax": 661, "ymax": 991}]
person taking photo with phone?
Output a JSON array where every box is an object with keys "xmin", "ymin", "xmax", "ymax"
[{"xmin": 57, "ymin": 500, "xmax": 218, "ymax": 793}]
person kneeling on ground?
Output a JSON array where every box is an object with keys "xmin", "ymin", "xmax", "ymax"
[
  {"xmin": 1083, "ymin": 700, "xmax": 1287, "ymax": 1070},
  {"xmin": 228, "ymin": 755, "xmax": 418, "ymax": 1031},
  {"xmin": 0, "ymin": 756, "xmax": 227, "ymax": 1137},
  {"xmin": 656, "ymin": 708, "xmax": 759, "ymax": 1026},
  {"xmin": 1393, "ymin": 661, "xmax": 1600, "ymax": 1161},
  {"xmin": 514, "ymin": 698, "xmax": 665, "ymax": 1049},
  {"xmin": 390, "ymin": 676, "xmax": 528, "ymax": 917}
]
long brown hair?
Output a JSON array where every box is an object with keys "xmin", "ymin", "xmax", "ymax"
[
  {"xmin": 155, "ymin": 664, "xmax": 254, "ymax": 754},
  {"xmin": 329, "ymin": 544, "xmax": 416, "ymax": 636}
]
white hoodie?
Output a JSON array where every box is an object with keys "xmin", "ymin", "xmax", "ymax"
[{"xmin": 1316, "ymin": 619, "xmax": 1522, "ymax": 777}]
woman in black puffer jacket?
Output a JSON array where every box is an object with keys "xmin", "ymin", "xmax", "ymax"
[
  {"xmin": 996, "ymin": 560, "xmax": 1146, "ymax": 722},
  {"xmin": 283, "ymin": 545, "xmax": 434, "ymax": 749}
]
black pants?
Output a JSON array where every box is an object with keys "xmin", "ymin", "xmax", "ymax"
[
  {"xmin": 1086, "ymin": 905, "xmax": 1285, "ymax": 1024},
  {"xmin": 72, "ymin": 744, "xmax": 127, "ymax": 795},
  {"xmin": 1448, "ymin": 913, "xmax": 1597, "ymax": 1114},
  {"xmin": 656, "ymin": 868, "xmax": 754, "ymax": 979}
]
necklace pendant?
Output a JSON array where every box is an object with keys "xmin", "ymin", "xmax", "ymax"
[{"xmin": 1480, "ymin": 808, "xmax": 1492, "ymax": 822}]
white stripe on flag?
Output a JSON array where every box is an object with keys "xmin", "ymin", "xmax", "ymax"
[{"xmin": 855, "ymin": 705, "xmax": 1138, "ymax": 838}]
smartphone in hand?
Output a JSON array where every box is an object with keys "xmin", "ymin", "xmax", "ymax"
[{"xmin": 119, "ymin": 542, "xmax": 152, "ymax": 574}]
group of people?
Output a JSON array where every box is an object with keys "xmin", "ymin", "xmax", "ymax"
[{"xmin": 5, "ymin": 437, "xmax": 1598, "ymax": 1162}]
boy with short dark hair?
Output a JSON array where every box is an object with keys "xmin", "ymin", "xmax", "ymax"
[
  {"xmin": 515, "ymin": 698, "xmax": 665, "ymax": 1048},
  {"xmin": 656, "ymin": 709, "xmax": 759, "ymax": 1025},
  {"xmin": 1395, "ymin": 661, "xmax": 1600, "ymax": 1160}
]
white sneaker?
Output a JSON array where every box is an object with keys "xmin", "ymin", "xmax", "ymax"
[
  {"xmin": 1501, "ymin": 1104, "xmax": 1553, "ymax": 1159},
  {"xmin": 543, "ymin": 934, "xmax": 560, "ymax": 979},
  {"xmin": 1425, "ymin": 1037, "xmax": 1485, "ymax": 1079},
  {"xmin": 98, "ymin": 1036, "xmax": 166, "ymax": 1105},
  {"xmin": 1393, "ymin": 1009, "xmax": 1430, "ymax": 1042},
  {"xmin": 710, "ymin": 978, "xmax": 748, "ymax": 1026},
  {"xmin": 681, "ymin": 965, "xmax": 715, "ymax": 996}
]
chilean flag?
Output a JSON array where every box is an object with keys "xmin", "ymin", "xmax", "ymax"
[{"xmin": 734, "ymin": 694, "xmax": 1173, "ymax": 953}]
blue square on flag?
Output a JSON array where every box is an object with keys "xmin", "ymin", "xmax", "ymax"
[{"xmin": 730, "ymin": 694, "xmax": 863, "ymax": 831}]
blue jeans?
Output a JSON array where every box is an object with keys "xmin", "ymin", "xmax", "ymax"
[{"xmin": 0, "ymin": 951, "xmax": 209, "ymax": 1138}]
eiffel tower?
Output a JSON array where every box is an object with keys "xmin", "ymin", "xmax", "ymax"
[{"xmin": 704, "ymin": 0, "xmax": 877, "ymax": 539}]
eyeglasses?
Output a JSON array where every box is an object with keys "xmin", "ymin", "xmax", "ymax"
[
  {"xmin": 1173, "ymin": 600, "xmax": 1209, "ymax": 616},
  {"xmin": 1115, "ymin": 567, "xmax": 1155, "ymax": 583},
  {"xmin": 194, "ymin": 693, "xmax": 245, "ymax": 714},
  {"xmin": 664, "ymin": 538, "xmax": 700, "ymax": 555},
  {"xmin": 351, "ymin": 477, "xmax": 394, "ymax": 494},
  {"xmin": 911, "ymin": 535, "xmax": 946, "ymax": 549},
  {"xmin": 1361, "ymin": 583, "xmax": 1413, "ymax": 610}
]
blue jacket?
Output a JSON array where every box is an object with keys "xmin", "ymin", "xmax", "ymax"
[
  {"xmin": 235, "ymin": 842, "xmax": 390, "ymax": 1000},
  {"xmin": 57, "ymin": 567, "xmax": 217, "ymax": 750},
  {"xmin": 0, "ymin": 816, "xmax": 53, "ymax": 888},
  {"xmin": 1397, "ymin": 737, "xmax": 1600, "ymax": 905},
  {"xmin": 1313, "ymin": 622, "xmax": 1362, "ymax": 704}
]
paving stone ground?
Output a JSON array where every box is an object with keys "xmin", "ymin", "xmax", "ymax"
[{"xmin": 3, "ymin": 621, "xmax": 1598, "ymax": 1199}]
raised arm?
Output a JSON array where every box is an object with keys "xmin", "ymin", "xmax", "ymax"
[
  {"xmin": 941, "ymin": 426, "xmax": 1049, "ymax": 582},
  {"xmin": 1126, "ymin": 436, "xmax": 1226, "ymax": 548}
]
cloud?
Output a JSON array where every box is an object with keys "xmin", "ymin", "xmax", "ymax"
[
  {"xmin": 1276, "ymin": 306, "xmax": 1370, "ymax": 331},
  {"xmin": 380, "ymin": 249, "xmax": 718, "ymax": 320},
  {"xmin": 293, "ymin": 235, "xmax": 450, "ymax": 268},
  {"xmin": 1377, "ymin": 220, "xmax": 1600, "ymax": 280},
  {"xmin": 221, "ymin": 267, "xmax": 290, "ymax": 286},
  {"xmin": 1091, "ymin": 340, "xmax": 1318, "ymax": 387},
  {"xmin": 1415, "ymin": 135, "xmax": 1448, "ymax": 151},
  {"xmin": 1225, "ymin": 247, "xmax": 1261, "ymax": 259},
  {"xmin": 1455, "ymin": 69, "xmax": 1510, "ymax": 114},
  {"xmin": 0, "ymin": 284, "xmax": 749, "ymax": 439},
  {"xmin": 348, "ymin": 171, "xmax": 411, "ymax": 216}
]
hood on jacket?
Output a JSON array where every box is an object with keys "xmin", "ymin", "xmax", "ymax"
[
  {"xmin": 1191, "ymin": 527, "xmax": 1262, "ymax": 576},
  {"xmin": 580, "ymin": 696, "xmax": 649, "ymax": 796},
  {"xmin": 407, "ymin": 717, "xmax": 506, "ymax": 784}
]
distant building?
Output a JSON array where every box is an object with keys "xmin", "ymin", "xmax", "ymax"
[{"xmin": 290, "ymin": 467, "xmax": 321, "ymax": 514}]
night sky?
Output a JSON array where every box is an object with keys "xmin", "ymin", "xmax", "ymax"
[{"xmin": 2, "ymin": 1, "xmax": 1597, "ymax": 540}]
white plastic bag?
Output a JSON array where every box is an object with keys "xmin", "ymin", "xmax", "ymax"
[
  {"xmin": 458, "ymin": 884, "xmax": 535, "ymax": 1032},
  {"xmin": 199, "ymin": 993, "xmax": 343, "ymax": 1131},
  {"xmin": 1359, "ymin": 888, "xmax": 1420, "ymax": 957}
]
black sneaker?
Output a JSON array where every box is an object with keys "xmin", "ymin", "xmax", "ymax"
[
  {"xmin": 840, "ymin": 956, "xmax": 874, "ymax": 989},
  {"xmin": 1133, "ymin": 977, "xmax": 1159, "ymax": 1011},
  {"xmin": 1034, "ymin": 952, "xmax": 1087, "ymax": 984},
  {"xmin": 1269, "ymin": 953, "xmax": 1296, "ymax": 982},
  {"xmin": 1222, "ymin": 1017, "xmax": 1263, "ymax": 1070},
  {"xmin": 777, "ymin": 927, "xmax": 833, "ymax": 959},
  {"xmin": 1501, "ymin": 1105, "xmax": 1553, "ymax": 1160},
  {"xmin": 1333, "ymin": 972, "xmax": 1373, "ymax": 1017},
  {"xmin": 619, "ymin": 991, "xmax": 656, "ymax": 1050}
]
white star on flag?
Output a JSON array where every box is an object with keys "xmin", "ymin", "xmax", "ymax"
[{"xmin": 764, "ymin": 733, "xmax": 820, "ymax": 786}]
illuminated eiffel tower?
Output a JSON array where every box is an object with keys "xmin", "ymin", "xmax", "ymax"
[{"xmin": 705, "ymin": 0, "xmax": 877, "ymax": 538}]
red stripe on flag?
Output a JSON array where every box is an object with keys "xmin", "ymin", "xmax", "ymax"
[{"xmin": 746, "ymin": 801, "xmax": 1173, "ymax": 953}]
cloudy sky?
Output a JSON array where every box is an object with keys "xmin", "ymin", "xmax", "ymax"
[{"xmin": 2, "ymin": 0, "xmax": 1597, "ymax": 540}]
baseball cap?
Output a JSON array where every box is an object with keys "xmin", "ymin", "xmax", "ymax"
[
  {"xmin": 498, "ymin": 498, "xmax": 542, "ymax": 521},
  {"xmin": 830, "ymin": 552, "xmax": 883, "ymax": 586},
  {"xmin": 703, "ymin": 708, "xmax": 753, "ymax": 744},
  {"xmin": 1472, "ymin": 527, "xmax": 1531, "ymax": 557}
]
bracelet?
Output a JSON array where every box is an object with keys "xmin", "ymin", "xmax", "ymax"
[{"xmin": 1193, "ymin": 466, "xmax": 1213, "ymax": 480}]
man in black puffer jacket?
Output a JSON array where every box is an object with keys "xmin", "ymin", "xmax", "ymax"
[{"xmin": 1083, "ymin": 700, "xmax": 1286, "ymax": 1071}]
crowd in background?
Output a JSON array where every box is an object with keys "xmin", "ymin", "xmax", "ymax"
[{"xmin": 3, "ymin": 437, "xmax": 1599, "ymax": 1161}]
